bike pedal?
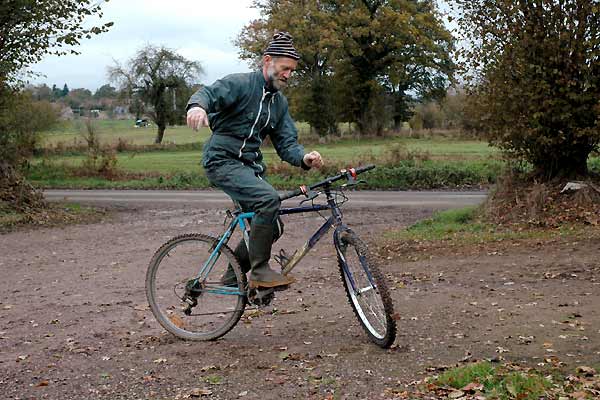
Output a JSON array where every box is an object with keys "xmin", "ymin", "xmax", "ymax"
[
  {"xmin": 274, "ymin": 249, "xmax": 291, "ymax": 268},
  {"xmin": 248, "ymin": 287, "xmax": 275, "ymax": 307}
]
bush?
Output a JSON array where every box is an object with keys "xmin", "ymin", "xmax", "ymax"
[
  {"xmin": 0, "ymin": 90, "xmax": 59, "ymax": 168},
  {"xmin": 452, "ymin": 0, "xmax": 600, "ymax": 179}
]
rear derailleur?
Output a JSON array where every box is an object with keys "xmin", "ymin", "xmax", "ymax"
[{"xmin": 181, "ymin": 279, "xmax": 203, "ymax": 315}]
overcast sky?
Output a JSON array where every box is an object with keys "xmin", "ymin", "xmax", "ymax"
[{"xmin": 29, "ymin": 0, "xmax": 261, "ymax": 91}]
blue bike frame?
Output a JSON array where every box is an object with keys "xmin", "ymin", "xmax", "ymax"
[{"xmin": 196, "ymin": 192, "xmax": 376, "ymax": 297}]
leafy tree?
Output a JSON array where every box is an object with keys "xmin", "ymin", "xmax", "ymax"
[
  {"xmin": 237, "ymin": 1, "xmax": 341, "ymax": 136},
  {"xmin": 61, "ymin": 83, "xmax": 70, "ymax": 97},
  {"xmin": 66, "ymin": 88, "xmax": 93, "ymax": 110},
  {"xmin": 451, "ymin": 0, "xmax": 600, "ymax": 179},
  {"xmin": 0, "ymin": 0, "xmax": 113, "ymax": 87},
  {"xmin": 109, "ymin": 45, "xmax": 203, "ymax": 143},
  {"xmin": 0, "ymin": 0, "xmax": 111, "ymax": 210},
  {"xmin": 238, "ymin": 0, "xmax": 454, "ymax": 135},
  {"xmin": 94, "ymin": 84, "xmax": 117, "ymax": 99},
  {"xmin": 28, "ymin": 84, "xmax": 53, "ymax": 101},
  {"xmin": 332, "ymin": 0, "xmax": 454, "ymax": 134},
  {"xmin": 0, "ymin": 91, "xmax": 58, "ymax": 211}
]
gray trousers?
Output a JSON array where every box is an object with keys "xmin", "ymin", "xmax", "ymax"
[{"xmin": 205, "ymin": 159, "xmax": 283, "ymax": 235}]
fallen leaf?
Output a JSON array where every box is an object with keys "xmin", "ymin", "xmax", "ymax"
[
  {"xmin": 36, "ymin": 380, "xmax": 49, "ymax": 387},
  {"xmin": 190, "ymin": 388, "xmax": 213, "ymax": 397},
  {"xmin": 168, "ymin": 314, "xmax": 184, "ymax": 329},
  {"xmin": 461, "ymin": 382, "xmax": 483, "ymax": 392},
  {"xmin": 153, "ymin": 358, "xmax": 167, "ymax": 364},
  {"xmin": 575, "ymin": 366, "xmax": 596, "ymax": 376},
  {"xmin": 570, "ymin": 391, "xmax": 587, "ymax": 400}
]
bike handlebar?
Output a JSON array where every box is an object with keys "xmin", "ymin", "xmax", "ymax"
[{"xmin": 279, "ymin": 164, "xmax": 376, "ymax": 201}]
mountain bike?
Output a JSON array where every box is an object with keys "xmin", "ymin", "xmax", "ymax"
[{"xmin": 145, "ymin": 164, "xmax": 397, "ymax": 348}]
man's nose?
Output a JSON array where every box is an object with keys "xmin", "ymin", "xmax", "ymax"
[{"xmin": 281, "ymin": 70, "xmax": 291, "ymax": 79}]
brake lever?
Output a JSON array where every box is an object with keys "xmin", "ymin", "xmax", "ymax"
[
  {"xmin": 299, "ymin": 190, "xmax": 320, "ymax": 205},
  {"xmin": 341, "ymin": 179, "xmax": 365, "ymax": 188}
]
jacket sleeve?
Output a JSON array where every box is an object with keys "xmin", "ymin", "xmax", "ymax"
[
  {"xmin": 270, "ymin": 106, "xmax": 305, "ymax": 168},
  {"xmin": 186, "ymin": 75, "xmax": 241, "ymax": 113}
]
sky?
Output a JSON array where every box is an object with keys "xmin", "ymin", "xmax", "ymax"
[{"xmin": 29, "ymin": 0, "xmax": 261, "ymax": 92}]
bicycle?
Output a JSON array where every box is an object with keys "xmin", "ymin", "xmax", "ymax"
[{"xmin": 145, "ymin": 164, "xmax": 397, "ymax": 348}]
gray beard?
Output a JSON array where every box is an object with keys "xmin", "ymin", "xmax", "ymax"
[{"xmin": 267, "ymin": 65, "xmax": 284, "ymax": 91}]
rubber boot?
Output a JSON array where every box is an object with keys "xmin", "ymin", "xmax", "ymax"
[
  {"xmin": 220, "ymin": 240, "xmax": 250, "ymax": 286},
  {"xmin": 248, "ymin": 223, "xmax": 294, "ymax": 289}
]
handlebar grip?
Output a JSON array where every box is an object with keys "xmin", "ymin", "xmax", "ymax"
[
  {"xmin": 354, "ymin": 164, "xmax": 376, "ymax": 175},
  {"xmin": 279, "ymin": 188, "xmax": 303, "ymax": 201}
]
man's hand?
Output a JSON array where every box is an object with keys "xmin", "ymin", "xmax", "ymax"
[
  {"xmin": 303, "ymin": 151, "xmax": 323, "ymax": 169},
  {"xmin": 187, "ymin": 107, "xmax": 208, "ymax": 131}
]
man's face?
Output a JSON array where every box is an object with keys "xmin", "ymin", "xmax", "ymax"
[{"xmin": 264, "ymin": 56, "xmax": 298, "ymax": 91}]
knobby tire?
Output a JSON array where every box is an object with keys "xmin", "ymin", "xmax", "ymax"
[
  {"xmin": 337, "ymin": 229, "xmax": 396, "ymax": 348},
  {"xmin": 145, "ymin": 233, "xmax": 247, "ymax": 341}
]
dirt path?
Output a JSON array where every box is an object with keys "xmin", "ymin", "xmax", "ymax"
[{"xmin": 1, "ymin": 204, "xmax": 598, "ymax": 399}]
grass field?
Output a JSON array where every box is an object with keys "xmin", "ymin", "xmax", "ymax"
[
  {"xmin": 41, "ymin": 119, "xmax": 212, "ymax": 147},
  {"xmin": 30, "ymin": 119, "xmax": 598, "ymax": 190},
  {"xmin": 37, "ymin": 138, "xmax": 498, "ymax": 173}
]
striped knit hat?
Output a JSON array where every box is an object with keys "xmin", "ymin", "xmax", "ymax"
[{"xmin": 263, "ymin": 31, "xmax": 300, "ymax": 60}]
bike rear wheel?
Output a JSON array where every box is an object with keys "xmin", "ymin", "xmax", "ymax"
[
  {"xmin": 145, "ymin": 233, "xmax": 246, "ymax": 340},
  {"xmin": 336, "ymin": 229, "xmax": 396, "ymax": 348}
]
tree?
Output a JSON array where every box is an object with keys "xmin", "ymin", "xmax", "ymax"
[
  {"xmin": 94, "ymin": 84, "xmax": 117, "ymax": 99},
  {"xmin": 66, "ymin": 88, "xmax": 93, "ymax": 110},
  {"xmin": 0, "ymin": 91, "xmax": 59, "ymax": 211},
  {"xmin": 0, "ymin": 0, "xmax": 113, "ymax": 87},
  {"xmin": 332, "ymin": 0, "xmax": 454, "ymax": 134},
  {"xmin": 237, "ymin": 1, "xmax": 342, "ymax": 136},
  {"xmin": 451, "ymin": 0, "xmax": 600, "ymax": 179},
  {"xmin": 109, "ymin": 45, "xmax": 203, "ymax": 143},
  {"xmin": 0, "ymin": 0, "xmax": 111, "ymax": 210},
  {"xmin": 237, "ymin": 0, "xmax": 454, "ymax": 135}
]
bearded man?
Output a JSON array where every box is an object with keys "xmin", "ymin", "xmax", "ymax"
[{"xmin": 186, "ymin": 32, "xmax": 323, "ymax": 290}]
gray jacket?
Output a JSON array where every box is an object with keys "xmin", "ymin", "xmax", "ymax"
[{"xmin": 187, "ymin": 70, "xmax": 306, "ymax": 173}]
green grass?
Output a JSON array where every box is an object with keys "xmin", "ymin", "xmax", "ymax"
[
  {"xmin": 385, "ymin": 206, "xmax": 565, "ymax": 244},
  {"xmin": 0, "ymin": 201, "xmax": 105, "ymax": 232},
  {"xmin": 31, "ymin": 119, "xmax": 599, "ymax": 190},
  {"xmin": 400, "ymin": 206, "xmax": 487, "ymax": 240},
  {"xmin": 41, "ymin": 119, "xmax": 212, "ymax": 147},
  {"xmin": 26, "ymin": 158, "xmax": 502, "ymax": 190},
  {"xmin": 435, "ymin": 362, "xmax": 551, "ymax": 400},
  {"xmin": 40, "ymin": 119, "xmax": 497, "ymax": 157},
  {"xmin": 313, "ymin": 136, "xmax": 498, "ymax": 160},
  {"xmin": 436, "ymin": 361, "xmax": 496, "ymax": 389}
]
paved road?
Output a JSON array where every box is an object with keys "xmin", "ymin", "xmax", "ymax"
[{"xmin": 44, "ymin": 189, "xmax": 487, "ymax": 209}]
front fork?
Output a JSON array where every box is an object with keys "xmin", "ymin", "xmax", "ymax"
[{"xmin": 334, "ymin": 226, "xmax": 375, "ymax": 295}]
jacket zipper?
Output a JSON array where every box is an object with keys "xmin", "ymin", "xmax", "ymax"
[{"xmin": 239, "ymin": 87, "xmax": 267, "ymax": 159}]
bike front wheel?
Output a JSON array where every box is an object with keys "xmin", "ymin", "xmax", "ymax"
[
  {"xmin": 336, "ymin": 229, "xmax": 396, "ymax": 348},
  {"xmin": 145, "ymin": 233, "xmax": 246, "ymax": 341}
]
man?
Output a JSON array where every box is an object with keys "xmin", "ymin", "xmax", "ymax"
[{"xmin": 186, "ymin": 32, "xmax": 323, "ymax": 290}]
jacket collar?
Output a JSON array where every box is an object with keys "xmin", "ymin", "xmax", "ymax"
[{"xmin": 256, "ymin": 70, "xmax": 279, "ymax": 94}]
